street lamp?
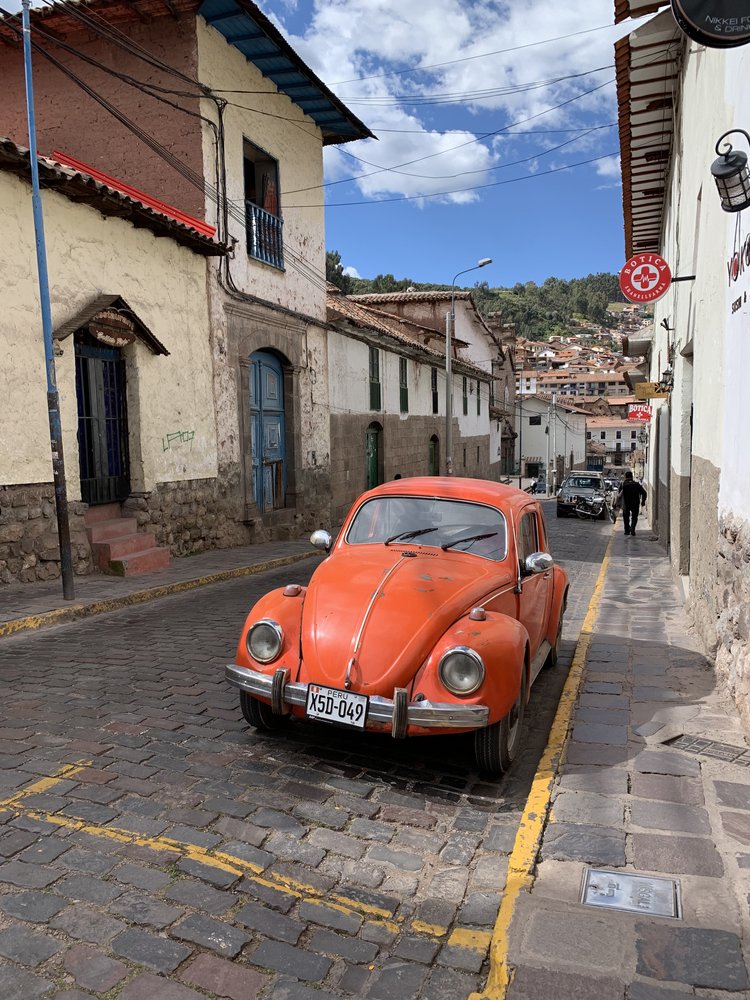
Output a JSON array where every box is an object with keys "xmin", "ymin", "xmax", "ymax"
[
  {"xmin": 711, "ymin": 129, "xmax": 750, "ymax": 213},
  {"xmin": 446, "ymin": 257, "xmax": 492, "ymax": 475}
]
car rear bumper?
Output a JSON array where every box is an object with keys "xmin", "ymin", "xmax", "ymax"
[{"xmin": 226, "ymin": 663, "xmax": 490, "ymax": 738}]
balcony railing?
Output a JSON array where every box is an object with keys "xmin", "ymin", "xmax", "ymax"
[{"xmin": 246, "ymin": 201, "xmax": 284, "ymax": 270}]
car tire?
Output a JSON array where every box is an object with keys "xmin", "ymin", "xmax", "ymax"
[
  {"xmin": 240, "ymin": 692, "xmax": 288, "ymax": 732},
  {"xmin": 473, "ymin": 667, "xmax": 526, "ymax": 776},
  {"xmin": 545, "ymin": 612, "xmax": 564, "ymax": 669},
  {"xmin": 556, "ymin": 508, "xmax": 565, "ymax": 518}
]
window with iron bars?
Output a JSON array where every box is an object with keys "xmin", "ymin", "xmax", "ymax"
[
  {"xmin": 431, "ymin": 367, "xmax": 438, "ymax": 414},
  {"xmin": 399, "ymin": 357, "xmax": 408, "ymax": 413}
]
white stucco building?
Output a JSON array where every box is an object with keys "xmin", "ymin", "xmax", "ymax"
[
  {"xmin": 615, "ymin": 2, "xmax": 750, "ymax": 721},
  {"xmin": 514, "ymin": 395, "xmax": 587, "ymax": 489},
  {"xmin": 0, "ymin": 138, "xmax": 225, "ymax": 582},
  {"xmin": 0, "ymin": 0, "xmax": 372, "ymax": 578}
]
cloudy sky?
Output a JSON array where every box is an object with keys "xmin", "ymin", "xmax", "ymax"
[{"xmin": 264, "ymin": 0, "xmax": 654, "ymax": 286}]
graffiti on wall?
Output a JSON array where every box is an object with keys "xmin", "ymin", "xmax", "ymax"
[{"xmin": 162, "ymin": 430, "xmax": 195, "ymax": 451}]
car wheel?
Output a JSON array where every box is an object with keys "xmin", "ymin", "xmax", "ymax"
[
  {"xmin": 556, "ymin": 508, "xmax": 565, "ymax": 518},
  {"xmin": 474, "ymin": 667, "xmax": 527, "ymax": 776},
  {"xmin": 545, "ymin": 612, "xmax": 564, "ymax": 669},
  {"xmin": 240, "ymin": 692, "xmax": 288, "ymax": 732}
]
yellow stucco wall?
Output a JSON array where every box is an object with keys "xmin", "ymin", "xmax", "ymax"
[
  {"xmin": 0, "ymin": 169, "xmax": 218, "ymax": 498},
  {"xmin": 196, "ymin": 17, "xmax": 326, "ymax": 320}
]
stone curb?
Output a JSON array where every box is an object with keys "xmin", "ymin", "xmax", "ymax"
[{"xmin": 0, "ymin": 550, "xmax": 320, "ymax": 641}]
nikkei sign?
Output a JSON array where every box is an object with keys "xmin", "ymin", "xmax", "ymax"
[
  {"xmin": 671, "ymin": 0, "xmax": 750, "ymax": 48},
  {"xmin": 619, "ymin": 254, "xmax": 672, "ymax": 304},
  {"xmin": 628, "ymin": 403, "xmax": 652, "ymax": 421}
]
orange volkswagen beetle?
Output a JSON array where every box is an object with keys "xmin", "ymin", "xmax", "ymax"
[{"xmin": 226, "ymin": 477, "xmax": 569, "ymax": 776}]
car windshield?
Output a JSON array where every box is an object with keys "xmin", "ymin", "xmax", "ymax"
[
  {"xmin": 346, "ymin": 496, "xmax": 508, "ymax": 561},
  {"xmin": 565, "ymin": 477, "xmax": 601, "ymax": 490}
]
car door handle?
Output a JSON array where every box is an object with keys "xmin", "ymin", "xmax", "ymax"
[{"xmin": 543, "ymin": 572, "xmax": 552, "ymax": 579}]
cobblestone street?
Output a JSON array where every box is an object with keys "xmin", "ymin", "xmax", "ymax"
[{"xmin": 0, "ymin": 511, "xmax": 610, "ymax": 999}]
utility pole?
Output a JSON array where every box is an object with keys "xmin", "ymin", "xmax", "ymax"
[
  {"xmin": 445, "ymin": 309, "xmax": 453, "ymax": 476},
  {"xmin": 21, "ymin": 0, "xmax": 75, "ymax": 600},
  {"xmin": 552, "ymin": 393, "xmax": 557, "ymax": 495},
  {"xmin": 517, "ymin": 396, "xmax": 523, "ymax": 489},
  {"xmin": 545, "ymin": 399, "xmax": 551, "ymax": 495}
]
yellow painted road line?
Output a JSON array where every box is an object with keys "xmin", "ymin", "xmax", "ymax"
[
  {"xmin": 469, "ymin": 528, "xmax": 615, "ymax": 1000},
  {"xmin": 0, "ymin": 764, "xmax": 457, "ymax": 937},
  {"xmin": 0, "ymin": 762, "xmax": 92, "ymax": 809},
  {"xmin": 0, "ymin": 551, "xmax": 320, "ymax": 640}
]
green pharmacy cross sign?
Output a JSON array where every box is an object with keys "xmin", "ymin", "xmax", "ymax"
[{"xmin": 672, "ymin": 0, "xmax": 750, "ymax": 47}]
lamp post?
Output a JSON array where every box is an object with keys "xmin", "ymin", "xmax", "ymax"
[
  {"xmin": 446, "ymin": 258, "xmax": 492, "ymax": 475},
  {"xmin": 711, "ymin": 129, "xmax": 750, "ymax": 213}
]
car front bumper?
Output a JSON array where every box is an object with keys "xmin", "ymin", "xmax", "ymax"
[{"xmin": 225, "ymin": 663, "xmax": 490, "ymax": 738}]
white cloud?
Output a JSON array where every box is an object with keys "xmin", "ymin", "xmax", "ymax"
[
  {"xmin": 343, "ymin": 265, "xmax": 361, "ymax": 278},
  {"xmin": 269, "ymin": 0, "xmax": 640, "ymax": 204}
]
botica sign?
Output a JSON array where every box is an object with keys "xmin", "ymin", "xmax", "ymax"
[{"xmin": 671, "ymin": 0, "xmax": 750, "ymax": 47}]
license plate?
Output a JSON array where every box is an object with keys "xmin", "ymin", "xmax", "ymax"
[{"xmin": 306, "ymin": 684, "xmax": 368, "ymax": 729}]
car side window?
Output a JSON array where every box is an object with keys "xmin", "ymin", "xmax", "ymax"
[{"xmin": 518, "ymin": 512, "xmax": 539, "ymax": 562}]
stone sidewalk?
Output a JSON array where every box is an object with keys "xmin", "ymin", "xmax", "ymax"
[
  {"xmin": 503, "ymin": 528, "xmax": 750, "ymax": 999},
  {"xmin": 0, "ymin": 539, "xmax": 318, "ymax": 635}
]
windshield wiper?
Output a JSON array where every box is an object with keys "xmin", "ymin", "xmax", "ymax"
[
  {"xmin": 385, "ymin": 527, "xmax": 438, "ymax": 546},
  {"xmin": 441, "ymin": 532, "xmax": 497, "ymax": 551}
]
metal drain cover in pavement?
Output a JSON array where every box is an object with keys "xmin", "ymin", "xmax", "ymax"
[{"xmin": 581, "ymin": 869, "xmax": 681, "ymax": 918}]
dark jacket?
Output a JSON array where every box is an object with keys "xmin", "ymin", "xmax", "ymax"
[{"xmin": 619, "ymin": 479, "xmax": 647, "ymax": 511}]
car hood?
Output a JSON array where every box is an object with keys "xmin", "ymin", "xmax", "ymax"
[{"xmin": 298, "ymin": 547, "xmax": 513, "ymax": 695}]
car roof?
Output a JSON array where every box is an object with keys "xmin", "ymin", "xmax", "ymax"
[{"xmin": 358, "ymin": 477, "xmax": 536, "ymax": 515}]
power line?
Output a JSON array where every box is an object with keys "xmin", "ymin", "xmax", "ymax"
[
  {"xmin": 336, "ymin": 124, "xmax": 614, "ymax": 182},
  {"xmin": 330, "ymin": 22, "xmax": 622, "ymax": 86},
  {"xmin": 339, "ymin": 66, "xmax": 614, "ymax": 106},
  {"xmin": 285, "ymin": 77, "xmax": 616, "ymax": 196},
  {"xmin": 1, "ymin": 13, "xmax": 332, "ymax": 293},
  {"xmin": 286, "ymin": 151, "xmax": 619, "ymax": 208}
]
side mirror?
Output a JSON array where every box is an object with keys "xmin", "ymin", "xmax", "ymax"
[
  {"xmin": 524, "ymin": 552, "xmax": 553, "ymax": 575},
  {"xmin": 310, "ymin": 529, "xmax": 332, "ymax": 553}
]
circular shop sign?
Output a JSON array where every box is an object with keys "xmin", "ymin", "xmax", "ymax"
[
  {"xmin": 671, "ymin": 0, "xmax": 750, "ymax": 48},
  {"xmin": 619, "ymin": 254, "xmax": 672, "ymax": 304}
]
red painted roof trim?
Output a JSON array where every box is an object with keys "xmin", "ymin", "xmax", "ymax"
[{"xmin": 51, "ymin": 150, "xmax": 216, "ymax": 239}]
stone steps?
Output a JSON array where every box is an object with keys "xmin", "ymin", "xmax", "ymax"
[{"xmin": 84, "ymin": 504, "xmax": 171, "ymax": 577}]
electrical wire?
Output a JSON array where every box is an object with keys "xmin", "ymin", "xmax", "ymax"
[
  {"xmin": 284, "ymin": 77, "xmax": 616, "ymax": 196},
  {"xmin": 285, "ymin": 151, "xmax": 619, "ymax": 208},
  {"xmin": 330, "ymin": 22, "xmax": 622, "ymax": 86},
  {"xmin": 334, "ymin": 124, "xmax": 613, "ymax": 182},
  {"xmin": 1, "ymin": 13, "xmax": 332, "ymax": 292}
]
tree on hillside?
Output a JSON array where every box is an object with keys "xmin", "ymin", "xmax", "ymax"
[{"xmin": 326, "ymin": 250, "xmax": 352, "ymax": 294}]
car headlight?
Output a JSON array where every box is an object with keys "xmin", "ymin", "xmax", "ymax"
[
  {"xmin": 438, "ymin": 647, "xmax": 485, "ymax": 696},
  {"xmin": 246, "ymin": 620, "xmax": 283, "ymax": 663}
]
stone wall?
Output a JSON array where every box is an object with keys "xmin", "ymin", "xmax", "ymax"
[
  {"xmin": 124, "ymin": 464, "xmax": 330, "ymax": 555},
  {"xmin": 685, "ymin": 455, "xmax": 721, "ymax": 654},
  {"xmin": 330, "ymin": 412, "xmax": 500, "ymax": 527},
  {"xmin": 715, "ymin": 514, "xmax": 750, "ymax": 729},
  {"xmin": 0, "ymin": 483, "xmax": 92, "ymax": 584}
]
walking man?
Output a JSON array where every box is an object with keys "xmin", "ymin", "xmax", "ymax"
[{"xmin": 617, "ymin": 470, "xmax": 647, "ymax": 536}]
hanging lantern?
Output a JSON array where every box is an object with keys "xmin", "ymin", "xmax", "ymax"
[{"xmin": 711, "ymin": 130, "xmax": 750, "ymax": 213}]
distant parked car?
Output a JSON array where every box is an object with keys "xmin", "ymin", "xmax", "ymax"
[
  {"xmin": 226, "ymin": 477, "xmax": 569, "ymax": 776},
  {"xmin": 556, "ymin": 473, "xmax": 606, "ymax": 517}
]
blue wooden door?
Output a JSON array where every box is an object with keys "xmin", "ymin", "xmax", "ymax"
[{"xmin": 250, "ymin": 351, "xmax": 286, "ymax": 511}]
